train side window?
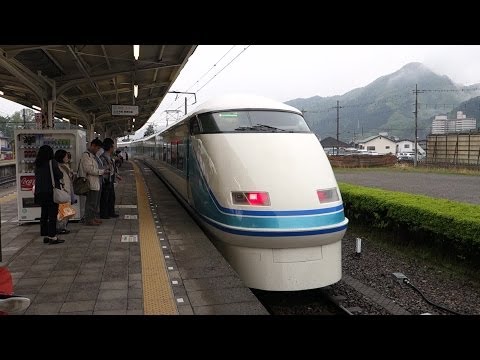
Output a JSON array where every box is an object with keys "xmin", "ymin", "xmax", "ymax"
[{"xmin": 190, "ymin": 117, "xmax": 201, "ymax": 135}]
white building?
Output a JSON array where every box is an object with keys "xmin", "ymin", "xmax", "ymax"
[
  {"xmin": 357, "ymin": 134, "xmax": 396, "ymax": 154},
  {"xmin": 432, "ymin": 111, "xmax": 476, "ymax": 134},
  {"xmin": 396, "ymin": 139, "xmax": 425, "ymax": 156}
]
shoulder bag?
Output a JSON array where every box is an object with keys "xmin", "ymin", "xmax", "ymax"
[
  {"xmin": 50, "ymin": 160, "xmax": 70, "ymax": 204},
  {"xmin": 73, "ymin": 152, "xmax": 91, "ymax": 195}
]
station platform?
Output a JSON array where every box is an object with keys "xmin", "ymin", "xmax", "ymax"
[{"xmin": 0, "ymin": 160, "xmax": 267, "ymax": 315}]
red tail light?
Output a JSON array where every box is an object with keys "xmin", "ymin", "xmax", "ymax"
[
  {"xmin": 232, "ymin": 191, "xmax": 270, "ymax": 206},
  {"xmin": 317, "ymin": 188, "xmax": 339, "ymax": 203}
]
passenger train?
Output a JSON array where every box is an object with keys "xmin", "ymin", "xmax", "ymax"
[{"xmin": 130, "ymin": 94, "xmax": 348, "ymax": 291}]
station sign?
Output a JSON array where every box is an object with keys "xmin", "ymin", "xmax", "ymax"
[{"xmin": 112, "ymin": 105, "xmax": 139, "ymax": 116}]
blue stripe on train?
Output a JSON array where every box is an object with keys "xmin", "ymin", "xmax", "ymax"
[
  {"xmin": 187, "ymin": 145, "xmax": 347, "ymax": 230},
  {"xmin": 200, "ymin": 214, "xmax": 348, "ymax": 237}
]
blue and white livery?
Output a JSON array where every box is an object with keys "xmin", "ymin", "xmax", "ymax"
[{"xmin": 130, "ymin": 94, "xmax": 348, "ymax": 291}]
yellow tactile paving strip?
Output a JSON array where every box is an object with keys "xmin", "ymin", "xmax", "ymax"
[
  {"xmin": 0, "ymin": 192, "xmax": 16, "ymax": 204},
  {"xmin": 132, "ymin": 162, "xmax": 178, "ymax": 315}
]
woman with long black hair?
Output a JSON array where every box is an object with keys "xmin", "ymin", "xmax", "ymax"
[
  {"xmin": 34, "ymin": 145, "xmax": 65, "ymax": 245},
  {"xmin": 55, "ymin": 149, "xmax": 74, "ymax": 234}
]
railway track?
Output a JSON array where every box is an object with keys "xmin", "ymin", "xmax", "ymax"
[
  {"xmin": 0, "ymin": 175, "xmax": 16, "ymax": 187},
  {"xmin": 251, "ymin": 287, "xmax": 354, "ymax": 315}
]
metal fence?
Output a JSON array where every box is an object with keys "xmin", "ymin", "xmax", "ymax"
[{"xmin": 426, "ymin": 133, "xmax": 480, "ymax": 168}]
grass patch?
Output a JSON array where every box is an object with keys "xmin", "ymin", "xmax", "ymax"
[
  {"xmin": 339, "ymin": 182, "xmax": 480, "ymax": 267},
  {"xmin": 334, "ymin": 163, "xmax": 480, "ymax": 176}
]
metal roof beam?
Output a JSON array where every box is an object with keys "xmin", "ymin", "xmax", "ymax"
[
  {"xmin": 4, "ymin": 45, "xmax": 64, "ymax": 58},
  {"xmin": 42, "ymin": 49, "xmax": 65, "ymax": 75},
  {"xmin": 55, "ymin": 62, "xmax": 182, "ymax": 83},
  {"xmin": 0, "ymin": 52, "xmax": 46, "ymax": 99},
  {"xmin": 70, "ymin": 81, "xmax": 168, "ymax": 101},
  {"xmin": 101, "ymin": 45, "xmax": 111, "ymax": 70},
  {"xmin": 67, "ymin": 45, "xmax": 110, "ymax": 114}
]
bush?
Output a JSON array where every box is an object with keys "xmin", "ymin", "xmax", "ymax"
[{"xmin": 339, "ymin": 182, "xmax": 480, "ymax": 261}]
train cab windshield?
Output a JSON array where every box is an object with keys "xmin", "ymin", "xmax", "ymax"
[{"xmin": 197, "ymin": 111, "xmax": 311, "ymax": 133}]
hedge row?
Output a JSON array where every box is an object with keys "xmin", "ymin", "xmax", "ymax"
[{"xmin": 338, "ymin": 182, "xmax": 480, "ymax": 259}]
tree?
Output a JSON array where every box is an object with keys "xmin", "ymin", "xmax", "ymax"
[{"xmin": 143, "ymin": 123, "xmax": 155, "ymax": 137}]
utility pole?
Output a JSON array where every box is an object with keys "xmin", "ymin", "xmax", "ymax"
[
  {"xmin": 413, "ymin": 84, "xmax": 425, "ymax": 167},
  {"xmin": 22, "ymin": 109, "xmax": 26, "ymax": 128},
  {"xmin": 333, "ymin": 100, "xmax": 343, "ymax": 155}
]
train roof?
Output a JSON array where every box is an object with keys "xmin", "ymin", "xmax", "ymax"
[
  {"xmin": 129, "ymin": 94, "xmax": 303, "ymax": 143},
  {"xmin": 190, "ymin": 94, "xmax": 302, "ymax": 116}
]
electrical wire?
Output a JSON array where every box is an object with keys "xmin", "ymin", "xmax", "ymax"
[
  {"xmin": 184, "ymin": 45, "xmax": 237, "ymax": 92},
  {"xmin": 147, "ymin": 45, "xmax": 244, "ymax": 129},
  {"xmin": 403, "ymin": 278, "xmax": 463, "ymax": 315}
]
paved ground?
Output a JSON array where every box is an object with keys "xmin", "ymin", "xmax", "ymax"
[
  {"xmin": 334, "ymin": 169, "xmax": 480, "ymax": 205},
  {"xmin": 0, "ymin": 160, "xmax": 267, "ymax": 315}
]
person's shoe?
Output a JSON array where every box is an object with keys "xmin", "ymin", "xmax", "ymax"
[
  {"xmin": 48, "ymin": 238, "xmax": 65, "ymax": 245},
  {"xmin": 58, "ymin": 229, "xmax": 70, "ymax": 234},
  {"xmin": 43, "ymin": 237, "xmax": 50, "ymax": 244},
  {"xmin": 94, "ymin": 219, "xmax": 103, "ymax": 224},
  {"xmin": 0, "ymin": 296, "xmax": 31, "ymax": 314},
  {"xmin": 109, "ymin": 213, "xmax": 120, "ymax": 218}
]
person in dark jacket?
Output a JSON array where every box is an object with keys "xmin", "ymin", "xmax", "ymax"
[{"xmin": 34, "ymin": 145, "xmax": 65, "ymax": 245}]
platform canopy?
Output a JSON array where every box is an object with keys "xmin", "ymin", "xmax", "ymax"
[{"xmin": 0, "ymin": 45, "xmax": 197, "ymax": 138}]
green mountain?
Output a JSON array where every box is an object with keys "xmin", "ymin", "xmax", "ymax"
[
  {"xmin": 446, "ymin": 96, "xmax": 480, "ymax": 127},
  {"xmin": 285, "ymin": 62, "xmax": 480, "ymax": 142}
]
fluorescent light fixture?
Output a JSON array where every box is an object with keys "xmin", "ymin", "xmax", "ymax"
[
  {"xmin": 134, "ymin": 84, "xmax": 138, "ymax": 98},
  {"xmin": 32, "ymin": 105, "xmax": 41, "ymax": 110},
  {"xmin": 78, "ymin": 124, "xmax": 84, "ymax": 128},
  {"xmin": 132, "ymin": 124, "xmax": 135, "ymax": 128},
  {"xmin": 133, "ymin": 45, "xmax": 140, "ymax": 60},
  {"xmin": 62, "ymin": 117, "xmax": 70, "ymax": 122},
  {"xmin": 132, "ymin": 118, "xmax": 135, "ymax": 123},
  {"xmin": 0, "ymin": 90, "xmax": 4, "ymax": 96}
]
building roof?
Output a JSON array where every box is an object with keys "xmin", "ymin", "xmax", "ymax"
[
  {"xmin": 0, "ymin": 45, "xmax": 197, "ymax": 138},
  {"xmin": 358, "ymin": 134, "xmax": 397, "ymax": 144},
  {"xmin": 320, "ymin": 136, "xmax": 349, "ymax": 148}
]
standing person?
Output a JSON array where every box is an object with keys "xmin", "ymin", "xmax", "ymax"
[
  {"xmin": 94, "ymin": 144, "xmax": 105, "ymax": 223},
  {"xmin": 124, "ymin": 148, "xmax": 129, "ymax": 161},
  {"xmin": 102, "ymin": 138, "xmax": 121, "ymax": 218},
  {"xmin": 55, "ymin": 149, "xmax": 73, "ymax": 234},
  {"xmin": 34, "ymin": 145, "xmax": 65, "ymax": 244},
  {"xmin": 66, "ymin": 152, "xmax": 77, "ymax": 205},
  {"xmin": 79, "ymin": 139, "xmax": 105, "ymax": 226},
  {"xmin": 99, "ymin": 142, "xmax": 113, "ymax": 219}
]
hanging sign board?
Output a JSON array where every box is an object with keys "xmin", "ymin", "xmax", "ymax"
[{"xmin": 112, "ymin": 105, "xmax": 139, "ymax": 116}]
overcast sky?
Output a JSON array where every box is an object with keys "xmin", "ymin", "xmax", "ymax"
[{"xmin": 2, "ymin": 45, "xmax": 480, "ymax": 138}]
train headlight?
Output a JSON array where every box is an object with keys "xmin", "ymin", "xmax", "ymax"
[
  {"xmin": 317, "ymin": 188, "xmax": 339, "ymax": 203},
  {"xmin": 232, "ymin": 191, "xmax": 271, "ymax": 206}
]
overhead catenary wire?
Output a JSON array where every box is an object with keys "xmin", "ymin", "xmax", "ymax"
[{"xmin": 147, "ymin": 45, "xmax": 248, "ymax": 130}]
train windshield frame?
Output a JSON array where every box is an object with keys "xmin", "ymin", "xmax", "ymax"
[{"xmin": 197, "ymin": 110, "xmax": 311, "ymax": 134}]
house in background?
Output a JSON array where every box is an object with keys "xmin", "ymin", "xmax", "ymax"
[
  {"xmin": 396, "ymin": 139, "xmax": 425, "ymax": 156},
  {"xmin": 356, "ymin": 134, "xmax": 396, "ymax": 155},
  {"xmin": 320, "ymin": 136, "xmax": 350, "ymax": 155},
  {"xmin": 0, "ymin": 131, "xmax": 13, "ymax": 160}
]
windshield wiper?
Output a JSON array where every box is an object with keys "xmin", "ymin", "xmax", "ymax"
[{"xmin": 234, "ymin": 124, "xmax": 288, "ymax": 132}]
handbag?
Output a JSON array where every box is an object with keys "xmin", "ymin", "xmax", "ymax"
[
  {"xmin": 58, "ymin": 202, "xmax": 76, "ymax": 220},
  {"xmin": 49, "ymin": 160, "xmax": 71, "ymax": 204},
  {"xmin": 73, "ymin": 152, "xmax": 91, "ymax": 195}
]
